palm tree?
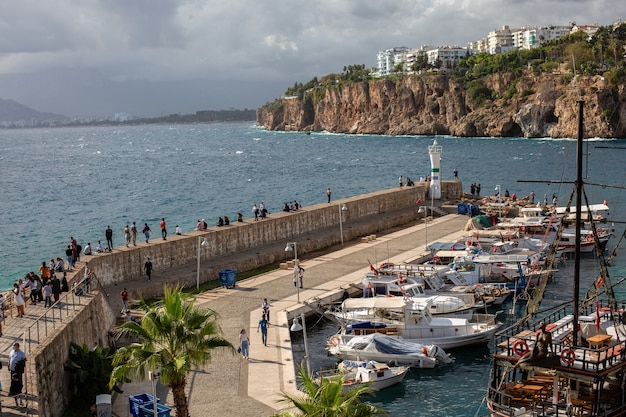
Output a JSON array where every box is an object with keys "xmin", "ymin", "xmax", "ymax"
[
  {"xmin": 273, "ymin": 367, "xmax": 387, "ymax": 417},
  {"xmin": 109, "ymin": 285, "xmax": 234, "ymax": 417}
]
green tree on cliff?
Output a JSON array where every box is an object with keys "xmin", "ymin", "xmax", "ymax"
[
  {"xmin": 109, "ymin": 285, "xmax": 233, "ymax": 417},
  {"xmin": 272, "ymin": 366, "xmax": 387, "ymax": 417}
]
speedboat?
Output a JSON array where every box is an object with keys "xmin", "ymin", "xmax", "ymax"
[
  {"xmin": 326, "ymin": 332, "xmax": 454, "ymax": 368},
  {"xmin": 318, "ymin": 360, "xmax": 410, "ymax": 392}
]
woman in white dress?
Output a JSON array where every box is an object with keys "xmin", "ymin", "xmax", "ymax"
[{"xmin": 13, "ymin": 282, "xmax": 25, "ymax": 318}]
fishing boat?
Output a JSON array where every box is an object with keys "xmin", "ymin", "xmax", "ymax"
[
  {"xmin": 326, "ymin": 332, "xmax": 454, "ymax": 368},
  {"xmin": 319, "ymin": 360, "xmax": 410, "ymax": 392},
  {"xmin": 330, "ymin": 297, "xmax": 501, "ymax": 350},
  {"xmin": 485, "ymin": 100, "xmax": 626, "ymax": 416}
]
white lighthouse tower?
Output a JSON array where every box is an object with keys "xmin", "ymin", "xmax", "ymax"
[{"xmin": 428, "ymin": 139, "xmax": 442, "ymax": 200}]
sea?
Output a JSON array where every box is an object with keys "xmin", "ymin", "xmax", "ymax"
[{"xmin": 1, "ymin": 122, "xmax": 625, "ymax": 415}]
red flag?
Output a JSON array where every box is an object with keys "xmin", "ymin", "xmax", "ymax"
[
  {"xmin": 596, "ymin": 299, "xmax": 600, "ymax": 332},
  {"xmin": 416, "ymin": 198, "xmax": 421, "ymax": 205}
]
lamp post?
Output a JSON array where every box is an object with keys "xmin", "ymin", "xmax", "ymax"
[
  {"xmin": 495, "ymin": 184, "xmax": 502, "ymax": 219},
  {"xmin": 196, "ymin": 237, "xmax": 209, "ymax": 292},
  {"xmin": 290, "ymin": 314, "xmax": 310, "ymax": 374},
  {"xmin": 418, "ymin": 206, "xmax": 428, "ymax": 250},
  {"xmin": 149, "ymin": 370, "xmax": 160, "ymax": 417},
  {"xmin": 338, "ymin": 204, "xmax": 348, "ymax": 247},
  {"xmin": 285, "ymin": 242, "xmax": 299, "ymax": 302}
]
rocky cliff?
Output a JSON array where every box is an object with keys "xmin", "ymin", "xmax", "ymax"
[{"xmin": 256, "ymin": 72, "xmax": 626, "ymax": 138}]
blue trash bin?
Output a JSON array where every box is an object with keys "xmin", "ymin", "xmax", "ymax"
[
  {"xmin": 139, "ymin": 402, "xmax": 172, "ymax": 417},
  {"xmin": 218, "ymin": 269, "xmax": 236, "ymax": 288},
  {"xmin": 129, "ymin": 394, "xmax": 160, "ymax": 417}
]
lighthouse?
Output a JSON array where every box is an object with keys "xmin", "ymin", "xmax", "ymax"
[{"xmin": 428, "ymin": 139, "xmax": 442, "ymax": 199}]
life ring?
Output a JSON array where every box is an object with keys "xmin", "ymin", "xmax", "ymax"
[
  {"xmin": 513, "ymin": 339, "xmax": 529, "ymax": 356},
  {"xmin": 491, "ymin": 287, "xmax": 502, "ymax": 298},
  {"xmin": 586, "ymin": 234, "xmax": 594, "ymax": 243},
  {"xmin": 561, "ymin": 348, "xmax": 576, "ymax": 365},
  {"xmin": 329, "ymin": 335, "xmax": 341, "ymax": 348},
  {"xmin": 520, "ymin": 226, "xmax": 526, "ymax": 232}
]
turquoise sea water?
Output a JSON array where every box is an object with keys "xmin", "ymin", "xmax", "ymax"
[{"xmin": 1, "ymin": 122, "xmax": 625, "ymax": 415}]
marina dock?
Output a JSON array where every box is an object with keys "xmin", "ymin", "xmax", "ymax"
[{"xmin": 107, "ymin": 214, "xmax": 470, "ymax": 417}]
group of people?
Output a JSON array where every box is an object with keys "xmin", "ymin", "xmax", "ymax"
[
  {"xmin": 11, "ymin": 267, "xmax": 70, "ymax": 318},
  {"xmin": 252, "ymin": 202, "xmax": 268, "ymax": 221},
  {"xmin": 398, "ymin": 176, "xmax": 415, "ymax": 187},
  {"xmin": 238, "ymin": 298, "xmax": 274, "ymax": 359},
  {"xmin": 469, "ymin": 183, "xmax": 482, "ymax": 196},
  {"xmin": 282, "ymin": 201, "xmax": 300, "ymax": 212}
]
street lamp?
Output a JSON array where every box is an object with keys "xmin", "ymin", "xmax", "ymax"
[
  {"xmin": 290, "ymin": 314, "xmax": 310, "ymax": 374},
  {"xmin": 418, "ymin": 206, "xmax": 428, "ymax": 251},
  {"xmin": 196, "ymin": 237, "xmax": 209, "ymax": 292},
  {"xmin": 149, "ymin": 370, "xmax": 160, "ymax": 417},
  {"xmin": 285, "ymin": 242, "xmax": 299, "ymax": 302},
  {"xmin": 338, "ymin": 204, "xmax": 348, "ymax": 247}
]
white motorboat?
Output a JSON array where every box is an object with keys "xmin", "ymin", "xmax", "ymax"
[
  {"xmin": 332, "ymin": 297, "xmax": 501, "ymax": 350},
  {"xmin": 361, "ymin": 271, "xmax": 478, "ymax": 317},
  {"xmin": 319, "ymin": 360, "xmax": 410, "ymax": 392},
  {"xmin": 326, "ymin": 332, "xmax": 454, "ymax": 368}
]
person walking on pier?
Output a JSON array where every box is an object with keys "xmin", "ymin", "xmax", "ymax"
[
  {"xmin": 124, "ymin": 225, "xmax": 131, "ymax": 247},
  {"xmin": 239, "ymin": 328, "xmax": 250, "ymax": 359},
  {"xmin": 399, "ymin": 175, "xmax": 403, "ymax": 187},
  {"xmin": 326, "ymin": 187, "xmax": 332, "ymax": 203},
  {"xmin": 258, "ymin": 316, "xmax": 270, "ymax": 346},
  {"xmin": 262, "ymin": 298, "xmax": 271, "ymax": 322},
  {"xmin": 131, "ymin": 221, "xmax": 138, "ymax": 246},
  {"xmin": 160, "ymin": 218, "xmax": 167, "ymax": 240},
  {"xmin": 143, "ymin": 222, "xmax": 151, "ymax": 243},
  {"xmin": 144, "ymin": 257, "xmax": 153, "ymax": 281},
  {"xmin": 105, "ymin": 225, "xmax": 113, "ymax": 251},
  {"xmin": 120, "ymin": 288, "xmax": 129, "ymax": 313},
  {"xmin": 9, "ymin": 342, "xmax": 26, "ymax": 407}
]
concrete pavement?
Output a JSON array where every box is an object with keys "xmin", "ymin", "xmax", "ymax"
[{"xmin": 108, "ymin": 214, "xmax": 470, "ymax": 417}]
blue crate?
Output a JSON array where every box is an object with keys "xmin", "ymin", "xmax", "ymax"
[
  {"xmin": 218, "ymin": 269, "xmax": 236, "ymax": 288},
  {"xmin": 139, "ymin": 402, "xmax": 172, "ymax": 417},
  {"xmin": 129, "ymin": 393, "xmax": 160, "ymax": 417}
]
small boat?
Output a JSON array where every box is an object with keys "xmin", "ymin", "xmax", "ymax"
[
  {"xmin": 319, "ymin": 360, "xmax": 410, "ymax": 392},
  {"xmin": 327, "ymin": 332, "xmax": 454, "ymax": 368}
]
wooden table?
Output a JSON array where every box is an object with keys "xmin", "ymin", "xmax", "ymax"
[{"xmin": 588, "ymin": 334, "xmax": 612, "ymax": 350}]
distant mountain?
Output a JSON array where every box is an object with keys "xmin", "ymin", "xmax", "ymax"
[{"xmin": 0, "ymin": 98, "xmax": 68, "ymax": 123}]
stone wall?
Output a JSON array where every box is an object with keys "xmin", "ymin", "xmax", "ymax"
[
  {"xmin": 34, "ymin": 291, "xmax": 116, "ymax": 417},
  {"xmin": 82, "ymin": 184, "xmax": 462, "ymax": 287}
]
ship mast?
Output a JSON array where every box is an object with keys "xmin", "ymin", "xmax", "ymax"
[{"xmin": 572, "ymin": 99, "xmax": 584, "ymax": 346}]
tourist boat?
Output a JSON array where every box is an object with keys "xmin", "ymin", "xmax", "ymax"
[
  {"xmin": 556, "ymin": 203, "xmax": 610, "ymax": 223},
  {"xmin": 558, "ymin": 227, "xmax": 612, "ymax": 253},
  {"xmin": 369, "ymin": 262, "xmax": 510, "ymax": 306},
  {"xmin": 326, "ymin": 332, "xmax": 454, "ymax": 368},
  {"xmin": 485, "ymin": 100, "xmax": 626, "ymax": 417},
  {"xmin": 330, "ymin": 297, "xmax": 501, "ymax": 350},
  {"xmin": 360, "ymin": 271, "xmax": 479, "ymax": 316},
  {"xmin": 318, "ymin": 360, "xmax": 410, "ymax": 392}
]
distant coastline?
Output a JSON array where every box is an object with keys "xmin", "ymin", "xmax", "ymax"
[{"xmin": 0, "ymin": 107, "xmax": 256, "ymax": 129}]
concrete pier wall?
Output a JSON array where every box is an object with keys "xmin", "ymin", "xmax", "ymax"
[
  {"xmin": 82, "ymin": 184, "xmax": 454, "ymax": 287},
  {"xmin": 32, "ymin": 181, "xmax": 462, "ymax": 417}
]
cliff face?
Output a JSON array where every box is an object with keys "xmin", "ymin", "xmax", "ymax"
[{"xmin": 256, "ymin": 72, "xmax": 626, "ymax": 138}]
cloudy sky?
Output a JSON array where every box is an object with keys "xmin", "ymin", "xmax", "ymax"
[{"xmin": 0, "ymin": 0, "xmax": 624, "ymax": 118}]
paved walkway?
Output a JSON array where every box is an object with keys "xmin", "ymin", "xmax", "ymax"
[{"xmin": 107, "ymin": 214, "xmax": 470, "ymax": 417}]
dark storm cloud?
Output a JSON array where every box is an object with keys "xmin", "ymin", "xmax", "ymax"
[{"xmin": 0, "ymin": 0, "xmax": 622, "ymax": 117}]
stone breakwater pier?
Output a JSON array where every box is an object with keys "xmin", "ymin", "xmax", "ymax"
[{"xmin": 0, "ymin": 181, "xmax": 464, "ymax": 417}]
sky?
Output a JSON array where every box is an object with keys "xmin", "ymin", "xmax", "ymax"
[{"xmin": 0, "ymin": 0, "xmax": 624, "ymax": 118}]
